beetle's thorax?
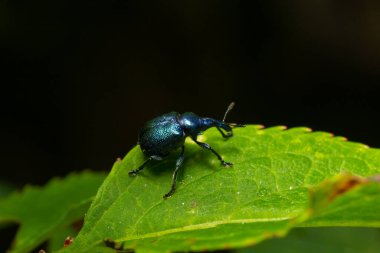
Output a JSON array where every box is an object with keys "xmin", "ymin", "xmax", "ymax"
[{"xmin": 178, "ymin": 112, "xmax": 216, "ymax": 137}]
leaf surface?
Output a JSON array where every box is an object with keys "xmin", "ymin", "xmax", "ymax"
[
  {"xmin": 63, "ymin": 126, "xmax": 380, "ymax": 252},
  {"xmin": 0, "ymin": 171, "xmax": 106, "ymax": 253}
]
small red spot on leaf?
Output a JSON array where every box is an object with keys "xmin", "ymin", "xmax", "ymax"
[{"xmin": 64, "ymin": 236, "xmax": 74, "ymax": 248}]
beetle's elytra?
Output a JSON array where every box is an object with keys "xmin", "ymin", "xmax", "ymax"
[{"xmin": 129, "ymin": 102, "xmax": 244, "ymax": 198}]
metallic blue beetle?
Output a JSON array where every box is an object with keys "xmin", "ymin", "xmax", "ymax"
[{"xmin": 129, "ymin": 102, "xmax": 244, "ymax": 198}]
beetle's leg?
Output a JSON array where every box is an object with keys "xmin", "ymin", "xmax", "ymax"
[
  {"xmin": 217, "ymin": 127, "xmax": 233, "ymax": 138},
  {"xmin": 129, "ymin": 155, "xmax": 162, "ymax": 176},
  {"xmin": 192, "ymin": 138, "xmax": 232, "ymax": 167},
  {"xmin": 128, "ymin": 158, "xmax": 151, "ymax": 176},
  {"xmin": 213, "ymin": 120, "xmax": 233, "ymax": 138},
  {"xmin": 163, "ymin": 146, "xmax": 185, "ymax": 199},
  {"xmin": 216, "ymin": 122, "xmax": 245, "ymax": 139}
]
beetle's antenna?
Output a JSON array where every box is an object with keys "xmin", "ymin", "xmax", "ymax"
[
  {"xmin": 222, "ymin": 102, "xmax": 235, "ymax": 122},
  {"xmin": 222, "ymin": 102, "xmax": 245, "ymax": 128}
]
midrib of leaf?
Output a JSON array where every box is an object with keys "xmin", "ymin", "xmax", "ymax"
[
  {"xmin": 120, "ymin": 217, "xmax": 293, "ymax": 240},
  {"xmin": 84, "ymin": 217, "xmax": 294, "ymax": 248}
]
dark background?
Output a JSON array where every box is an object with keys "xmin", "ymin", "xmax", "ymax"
[
  {"xmin": 2, "ymin": 0, "xmax": 380, "ymax": 186},
  {"xmin": 1, "ymin": 1, "xmax": 380, "ymax": 248},
  {"xmin": 1, "ymin": 0, "xmax": 380, "ymax": 184}
]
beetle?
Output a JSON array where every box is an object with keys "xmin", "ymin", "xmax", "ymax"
[{"xmin": 129, "ymin": 102, "xmax": 244, "ymax": 198}]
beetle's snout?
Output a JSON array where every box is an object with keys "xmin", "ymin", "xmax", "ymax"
[{"xmin": 200, "ymin": 117, "xmax": 215, "ymax": 129}]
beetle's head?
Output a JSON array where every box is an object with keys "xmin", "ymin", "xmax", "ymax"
[{"xmin": 180, "ymin": 103, "xmax": 244, "ymax": 138}]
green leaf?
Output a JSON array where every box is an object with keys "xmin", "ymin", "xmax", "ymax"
[
  {"xmin": 63, "ymin": 125, "xmax": 380, "ymax": 252},
  {"xmin": 0, "ymin": 171, "xmax": 106, "ymax": 253},
  {"xmin": 303, "ymin": 173, "xmax": 380, "ymax": 227},
  {"xmin": 236, "ymin": 227, "xmax": 380, "ymax": 253}
]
